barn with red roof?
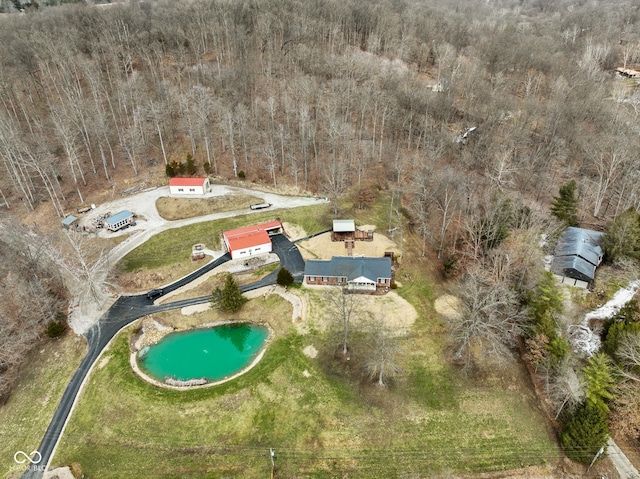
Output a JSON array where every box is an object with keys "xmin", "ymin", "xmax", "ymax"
[
  {"xmin": 222, "ymin": 220, "xmax": 283, "ymax": 259},
  {"xmin": 168, "ymin": 177, "xmax": 211, "ymax": 195}
]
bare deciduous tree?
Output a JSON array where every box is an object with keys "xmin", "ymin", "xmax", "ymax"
[
  {"xmin": 365, "ymin": 314, "xmax": 401, "ymax": 387},
  {"xmin": 407, "ymin": 161, "xmax": 433, "ymax": 257},
  {"xmin": 0, "ymin": 220, "xmax": 67, "ymax": 401},
  {"xmin": 47, "ymin": 231, "xmax": 113, "ymax": 315},
  {"xmin": 587, "ymin": 143, "xmax": 629, "ymax": 218},
  {"xmin": 448, "ymin": 269, "xmax": 524, "ymax": 371},
  {"xmin": 610, "ymin": 381, "xmax": 640, "ymax": 442},
  {"xmin": 325, "ymin": 286, "xmax": 361, "ymax": 357},
  {"xmin": 544, "ymin": 358, "xmax": 585, "ymax": 419},
  {"xmin": 615, "ymin": 331, "xmax": 640, "ymax": 383},
  {"xmin": 433, "ymin": 168, "xmax": 463, "ymax": 260},
  {"xmin": 321, "ymin": 153, "xmax": 349, "ymax": 216}
]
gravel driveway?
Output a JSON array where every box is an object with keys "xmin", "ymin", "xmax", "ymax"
[{"xmin": 69, "ymin": 184, "xmax": 326, "ymax": 334}]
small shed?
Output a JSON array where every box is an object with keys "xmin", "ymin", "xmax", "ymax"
[
  {"xmin": 331, "ymin": 219, "xmax": 373, "ymax": 242},
  {"xmin": 191, "ymin": 243, "xmax": 205, "ymax": 261},
  {"xmin": 104, "ymin": 210, "xmax": 134, "ymax": 232},
  {"xmin": 169, "ymin": 177, "xmax": 211, "ymax": 195},
  {"xmin": 332, "ymin": 219, "xmax": 355, "ymax": 241},
  {"xmin": 62, "ymin": 215, "xmax": 78, "ymax": 230}
]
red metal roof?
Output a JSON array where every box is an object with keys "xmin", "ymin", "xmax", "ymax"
[
  {"xmin": 226, "ymin": 230, "xmax": 271, "ymax": 251},
  {"xmin": 169, "ymin": 177, "xmax": 208, "ymax": 187},
  {"xmin": 223, "ymin": 220, "xmax": 282, "ymax": 252},
  {"xmin": 223, "ymin": 220, "xmax": 282, "ymax": 238}
]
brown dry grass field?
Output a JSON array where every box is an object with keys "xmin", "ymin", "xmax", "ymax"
[
  {"xmin": 155, "ymin": 193, "xmax": 263, "ymax": 220},
  {"xmin": 296, "ymin": 226, "xmax": 401, "ymax": 260}
]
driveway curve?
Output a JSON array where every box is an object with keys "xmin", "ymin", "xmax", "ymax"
[
  {"xmin": 21, "ymin": 232, "xmax": 307, "ymax": 479},
  {"xmin": 69, "ymin": 184, "xmax": 326, "ymax": 334}
]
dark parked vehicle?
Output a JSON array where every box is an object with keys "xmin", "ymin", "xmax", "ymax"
[{"xmin": 146, "ymin": 288, "xmax": 164, "ymax": 300}]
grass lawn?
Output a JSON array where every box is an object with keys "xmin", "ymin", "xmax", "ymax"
[
  {"xmin": 51, "ymin": 290, "xmax": 558, "ymax": 478},
  {"xmin": 50, "ymin": 198, "xmax": 558, "ymax": 477},
  {"xmin": 117, "ymin": 205, "xmax": 331, "ymax": 273},
  {"xmin": 0, "ymin": 334, "xmax": 86, "ymax": 477}
]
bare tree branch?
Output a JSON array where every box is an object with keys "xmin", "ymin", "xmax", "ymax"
[{"xmin": 448, "ymin": 269, "xmax": 524, "ymax": 371}]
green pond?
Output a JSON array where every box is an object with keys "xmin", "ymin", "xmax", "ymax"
[{"xmin": 138, "ymin": 323, "xmax": 269, "ymax": 383}]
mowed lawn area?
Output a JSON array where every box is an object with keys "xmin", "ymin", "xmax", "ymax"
[
  {"xmin": 0, "ymin": 335, "xmax": 86, "ymax": 477},
  {"xmin": 117, "ymin": 205, "xmax": 332, "ymax": 273},
  {"xmin": 111, "ymin": 204, "xmax": 333, "ymax": 292},
  {"xmin": 51, "ymin": 208, "xmax": 559, "ymax": 477}
]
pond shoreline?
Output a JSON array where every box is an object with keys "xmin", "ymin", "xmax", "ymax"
[{"xmin": 130, "ymin": 320, "xmax": 272, "ymax": 390}]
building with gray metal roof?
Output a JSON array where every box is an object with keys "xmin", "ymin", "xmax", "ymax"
[
  {"xmin": 104, "ymin": 210, "xmax": 134, "ymax": 232},
  {"xmin": 551, "ymin": 227, "xmax": 604, "ymax": 285},
  {"xmin": 62, "ymin": 215, "xmax": 78, "ymax": 229}
]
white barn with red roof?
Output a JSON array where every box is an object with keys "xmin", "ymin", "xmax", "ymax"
[
  {"xmin": 168, "ymin": 177, "xmax": 211, "ymax": 195},
  {"xmin": 223, "ymin": 220, "xmax": 283, "ymax": 259}
]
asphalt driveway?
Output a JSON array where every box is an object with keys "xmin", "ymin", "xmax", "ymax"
[{"xmin": 21, "ymin": 233, "xmax": 305, "ymax": 479}]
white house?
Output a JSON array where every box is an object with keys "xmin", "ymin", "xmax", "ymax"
[
  {"xmin": 222, "ymin": 220, "xmax": 283, "ymax": 260},
  {"xmin": 104, "ymin": 210, "xmax": 134, "ymax": 232},
  {"xmin": 168, "ymin": 177, "xmax": 211, "ymax": 195}
]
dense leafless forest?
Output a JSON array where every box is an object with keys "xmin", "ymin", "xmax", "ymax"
[
  {"xmin": 0, "ymin": 0, "xmax": 639, "ymax": 220},
  {"xmin": 2, "ymin": 0, "xmax": 640, "ymax": 452}
]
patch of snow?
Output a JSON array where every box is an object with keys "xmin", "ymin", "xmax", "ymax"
[
  {"xmin": 585, "ymin": 280, "xmax": 640, "ymax": 322},
  {"xmin": 569, "ymin": 325, "xmax": 601, "ymax": 357},
  {"xmin": 539, "ymin": 233, "xmax": 548, "ymax": 248},
  {"xmin": 569, "ymin": 280, "xmax": 640, "ymax": 356}
]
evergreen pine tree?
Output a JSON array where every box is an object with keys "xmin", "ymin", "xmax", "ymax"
[
  {"xmin": 212, "ymin": 274, "xmax": 247, "ymax": 313},
  {"xmin": 602, "ymin": 300, "xmax": 640, "ymax": 355},
  {"xmin": 46, "ymin": 320, "xmax": 67, "ymax": 338},
  {"xmin": 527, "ymin": 271, "xmax": 567, "ymax": 361},
  {"xmin": 185, "ymin": 153, "xmax": 197, "ymax": 175},
  {"xmin": 582, "ymin": 352, "xmax": 615, "ymax": 413},
  {"xmin": 276, "ymin": 267, "xmax": 294, "ymax": 287},
  {"xmin": 529, "ymin": 270, "xmax": 564, "ymax": 324},
  {"xmin": 561, "ymin": 401, "xmax": 609, "ymax": 464},
  {"xmin": 601, "ymin": 208, "xmax": 640, "ymax": 263},
  {"xmin": 551, "ymin": 180, "xmax": 579, "ymax": 226}
]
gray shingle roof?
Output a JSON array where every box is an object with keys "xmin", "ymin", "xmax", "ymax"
[{"xmin": 304, "ymin": 256, "xmax": 391, "ymax": 282}]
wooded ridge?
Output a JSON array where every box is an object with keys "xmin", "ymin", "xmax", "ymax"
[{"xmin": 2, "ymin": 0, "xmax": 640, "ymax": 470}]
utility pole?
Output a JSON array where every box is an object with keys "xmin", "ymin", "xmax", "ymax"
[
  {"xmin": 269, "ymin": 448, "xmax": 275, "ymax": 479},
  {"xmin": 588, "ymin": 444, "xmax": 606, "ymax": 471}
]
